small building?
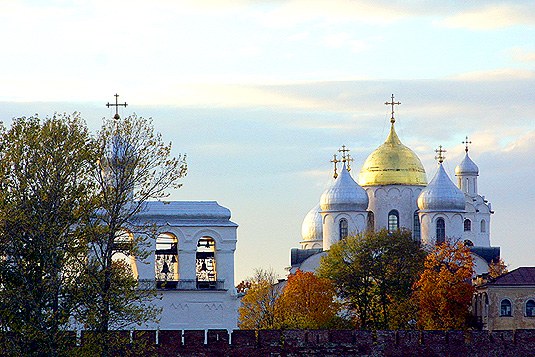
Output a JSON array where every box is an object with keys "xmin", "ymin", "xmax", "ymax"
[{"xmin": 473, "ymin": 267, "xmax": 535, "ymax": 330}]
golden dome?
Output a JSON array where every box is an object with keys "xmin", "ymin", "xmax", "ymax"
[{"xmin": 358, "ymin": 124, "xmax": 427, "ymax": 186}]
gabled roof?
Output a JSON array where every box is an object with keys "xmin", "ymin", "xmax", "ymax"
[{"xmin": 489, "ymin": 267, "xmax": 535, "ymax": 286}]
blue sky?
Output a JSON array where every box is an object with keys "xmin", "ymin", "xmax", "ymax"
[{"xmin": 0, "ymin": 1, "xmax": 534, "ymax": 282}]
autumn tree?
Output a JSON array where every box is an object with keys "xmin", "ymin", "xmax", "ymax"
[
  {"xmin": 75, "ymin": 114, "xmax": 187, "ymax": 356},
  {"xmin": 0, "ymin": 115, "xmax": 97, "ymax": 356},
  {"xmin": 317, "ymin": 229, "xmax": 426, "ymax": 330},
  {"xmin": 413, "ymin": 241, "xmax": 475, "ymax": 330},
  {"xmin": 488, "ymin": 258, "xmax": 508, "ymax": 279},
  {"xmin": 238, "ymin": 268, "xmax": 282, "ymax": 330},
  {"xmin": 275, "ymin": 270, "xmax": 344, "ymax": 329}
]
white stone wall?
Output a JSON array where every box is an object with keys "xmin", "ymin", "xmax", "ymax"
[
  {"xmin": 419, "ymin": 211, "xmax": 464, "ymax": 246},
  {"xmin": 321, "ymin": 211, "xmax": 367, "ymax": 250},
  {"xmin": 365, "ymin": 185, "xmax": 423, "ymax": 231}
]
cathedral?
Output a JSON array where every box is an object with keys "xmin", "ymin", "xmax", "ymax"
[{"xmin": 291, "ymin": 95, "xmax": 500, "ymax": 275}]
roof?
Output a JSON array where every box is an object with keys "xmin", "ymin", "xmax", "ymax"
[
  {"xmin": 470, "ymin": 246, "xmax": 500, "ymax": 265},
  {"xmin": 489, "ymin": 267, "xmax": 535, "ymax": 286},
  {"xmin": 134, "ymin": 201, "xmax": 238, "ymax": 227}
]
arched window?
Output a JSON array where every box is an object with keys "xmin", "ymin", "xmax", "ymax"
[
  {"xmin": 480, "ymin": 220, "xmax": 486, "ymax": 233},
  {"xmin": 339, "ymin": 219, "xmax": 348, "ymax": 240},
  {"xmin": 464, "ymin": 219, "xmax": 471, "ymax": 232},
  {"xmin": 500, "ymin": 299, "xmax": 512, "ymax": 316},
  {"xmin": 196, "ymin": 237, "xmax": 217, "ymax": 289},
  {"xmin": 367, "ymin": 211, "xmax": 375, "ymax": 232},
  {"xmin": 155, "ymin": 233, "xmax": 179, "ymax": 288},
  {"xmin": 500, "ymin": 299, "xmax": 513, "ymax": 316},
  {"xmin": 112, "ymin": 230, "xmax": 138, "ymax": 279},
  {"xmin": 436, "ymin": 218, "xmax": 446, "ymax": 244},
  {"xmin": 388, "ymin": 210, "xmax": 399, "ymax": 233},
  {"xmin": 413, "ymin": 211, "xmax": 421, "ymax": 241},
  {"xmin": 526, "ymin": 300, "xmax": 535, "ymax": 317},
  {"xmin": 464, "ymin": 240, "xmax": 474, "ymax": 247}
]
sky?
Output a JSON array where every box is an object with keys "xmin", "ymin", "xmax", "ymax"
[{"xmin": 0, "ymin": 1, "xmax": 534, "ymax": 283}]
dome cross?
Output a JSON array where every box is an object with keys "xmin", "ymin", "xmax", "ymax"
[
  {"xmin": 462, "ymin": 136, "xmax": 472, "ymax": 153},
  {"xmin": 345, "ymin": 153, "xmax": 354, "ymax": 172},
  {"xmin": 106, "ymin": 93, "xmax": 128, "ymax": 120},
  {"xmin": 435, "ymin": 145, "xmax": 446, "ymax": 164},
  {"xmin": 331, "ymin": 154, "xmax": 340, "ymax": 179},
  {"xmin": 384, "ymin": 94, "xmax": 401, "ymax": 124}
]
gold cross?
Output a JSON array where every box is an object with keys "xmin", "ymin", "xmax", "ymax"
[
  {"xmin": 435, "ymin": 145, "xmax": 446, "ymax": 164},
  {"xmin": 462, "ymin": 136, "xmax": 472, "ymax": 153},
  {"xmin": 106, "ymin": 93, "xmax": 128, "ymax": 119},
  {"xmin": 384, "ymin": 94, "xmax": 401, "ymax": 124},
  {"xmin": 338, "ymin": 145, "xmax": 350, "ymax": 161},
  {"xmin": 345, "ymin": 153, "xmax": 354, "ymax": 172},
  {"xmin": 331, "ymin": 154, "xmax": 340, "ymax": 179}
]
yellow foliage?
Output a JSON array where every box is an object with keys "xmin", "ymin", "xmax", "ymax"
[
  {"xmin": 413, "ymin": 241, "xmax": 475, "ymax": 330},
  {"xmin": 275, "ymin": 270, "xmax": 340, "ymax": 329}
]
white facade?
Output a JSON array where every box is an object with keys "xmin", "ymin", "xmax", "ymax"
[
  {"xmin": 134, "ymin": 201, "xmax": 239, "ymax": 331},
  {"xmin": 364, "ymin": 185, "xmax": 424, "ymax": 236}
]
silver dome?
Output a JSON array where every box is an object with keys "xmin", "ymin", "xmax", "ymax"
[
  {"xmin": 301, "ymin": 203, "xmax": 323, "ymax": 242},
  {"xmin": 455, "ymin": 152, "xmax": 479, "ymax": 175},
  {"xmin": 320, "ymin": 164, "xmax": 369, "ymax": 212},
  {"xmin": 418, "ymin": 163, "xmax": 465, "ymax": 211}
]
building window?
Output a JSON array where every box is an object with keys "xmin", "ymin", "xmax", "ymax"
[
  {"xmin": 388, "ymin": 210, "xmax": 399, "ymax": 233},
  {"xmin": 196, "ymin": 237, "xmax": 217, "ymax": 289},
  {"xmin": 464, "ymin": 240, "xmax": 474, "ymax": 247},
  {"xmin": 367, "ymin": 211, "xmax": 375, "ymax": 232},
  {"xmin": 436, "ymin": 218, "xmax": 445, "ymax": 244},
  {"xmin": 339, "ymin": 219, "xmax": 348, "ymax": 241},
  {"xmin": 527, "ymin": 300, "xmax": 535, "ymax": 317},
  {"xmin": 464, "ymin": 219, "xmax": 471, "ymax": 232},
  {"xmin": 155, "ymin": 233, "xmax": 179, "ymax": 288},
  {"xmin": 413, "ymin": 211, "xmax": 421, "ymax": 241},
  {"xmin": 500, "ymin": 299, "xmax": 512, "ymax": 316},
  {"xmin": 481, "ymin": 219, "xmax": 486, "ymax": 233}
]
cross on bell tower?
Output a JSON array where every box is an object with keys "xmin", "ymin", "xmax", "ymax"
[
  {"xmin": 106, "ymin": 93, "xmax": 128, "ymax": 119},
  {"xmin": 462, "ymin": 136, "xmax": 472, "ymax": 153},
  {"xmin": 384, "ymin": 94, "xmax": 401, "ymax": 124},
  {"xmin": 435, "ymin": 145, "xmax": 446, "ymax": 164}
]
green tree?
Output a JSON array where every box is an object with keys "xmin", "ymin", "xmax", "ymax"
[
  {"xmin": 317, "ymin": 229, "xmax": 426, "ymax": 330},
  {"xmin": 77, "ymin": 114, "xmax": 187, "ymax": 356},
  {"xmin": 238, "ymin": 268, "xmax": 281, "ymax": 330},
  {"xmin": 413, "ymin": 241, "xmax": 475, "ymax": 330},
  {"xmin": 0, "ymin": 114, "xmax": 97, "ymax": 356}
]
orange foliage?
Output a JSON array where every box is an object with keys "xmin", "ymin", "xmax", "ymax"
[
  {"xmin": 275, "ymin": 270, "xmax": 340, "ymax": 329},
  {"xmin": 488, "ymin": 258, "xmax": 508, "ymax": 279},
  {"xmin": 413, "ymin": 241, "xmax": 475, "ymax": 330}
]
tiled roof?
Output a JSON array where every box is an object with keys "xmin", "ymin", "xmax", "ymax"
[{"xmin": 490, "ymin": 267, "xmax": 535, "ymax": 286}]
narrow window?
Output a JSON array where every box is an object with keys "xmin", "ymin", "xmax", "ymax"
[
  {"xmin": 500, "ymin": 299, "xmax": 512, "ymax": 316},
  {"xmin": 112, "ymin": 230, "xmax": 138, "ymax": 279},
  {"xmin": 388, "ymin": 210, "xmax": 399, "ymax": 233},
  {"xmin": 413, "ymin": 211, "xmax": 421, "ymax": 241},
  {"xmin": 464, "ymin": 219, "xmax": 471, "ymax": 232},
  {"xmin": 367, "ymin": 211, "xmax": 375, "ymax": 232},
  {"xmin": 526, "ymin": 300, "xmax": 535, "ymax": 317},
  {"xmin": 481, "ymin": 220, "xmax": 486, "ymax": 233},
  {"xmin": 196, "ymin": 237, "xmax": 217, "ymax": 289},
  {"xmin": 436, "ymin": 218, "xmax": 445, "ymax": 244},
  {"xmin": 155, "ymin": 233, "xmax": 179, "ymax": 289},
  {"xmin": 339, "ymin": 219, "xmax": 348, "ymax": 241}
]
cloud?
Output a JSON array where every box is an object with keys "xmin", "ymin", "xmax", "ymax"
[
  {"xmin": 510, "ymin": 48, "xmax": 535, "ymax": 63},
  {"xmin": 441, "ymin": 4, "xmax": 535, "ymax": 30}
]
